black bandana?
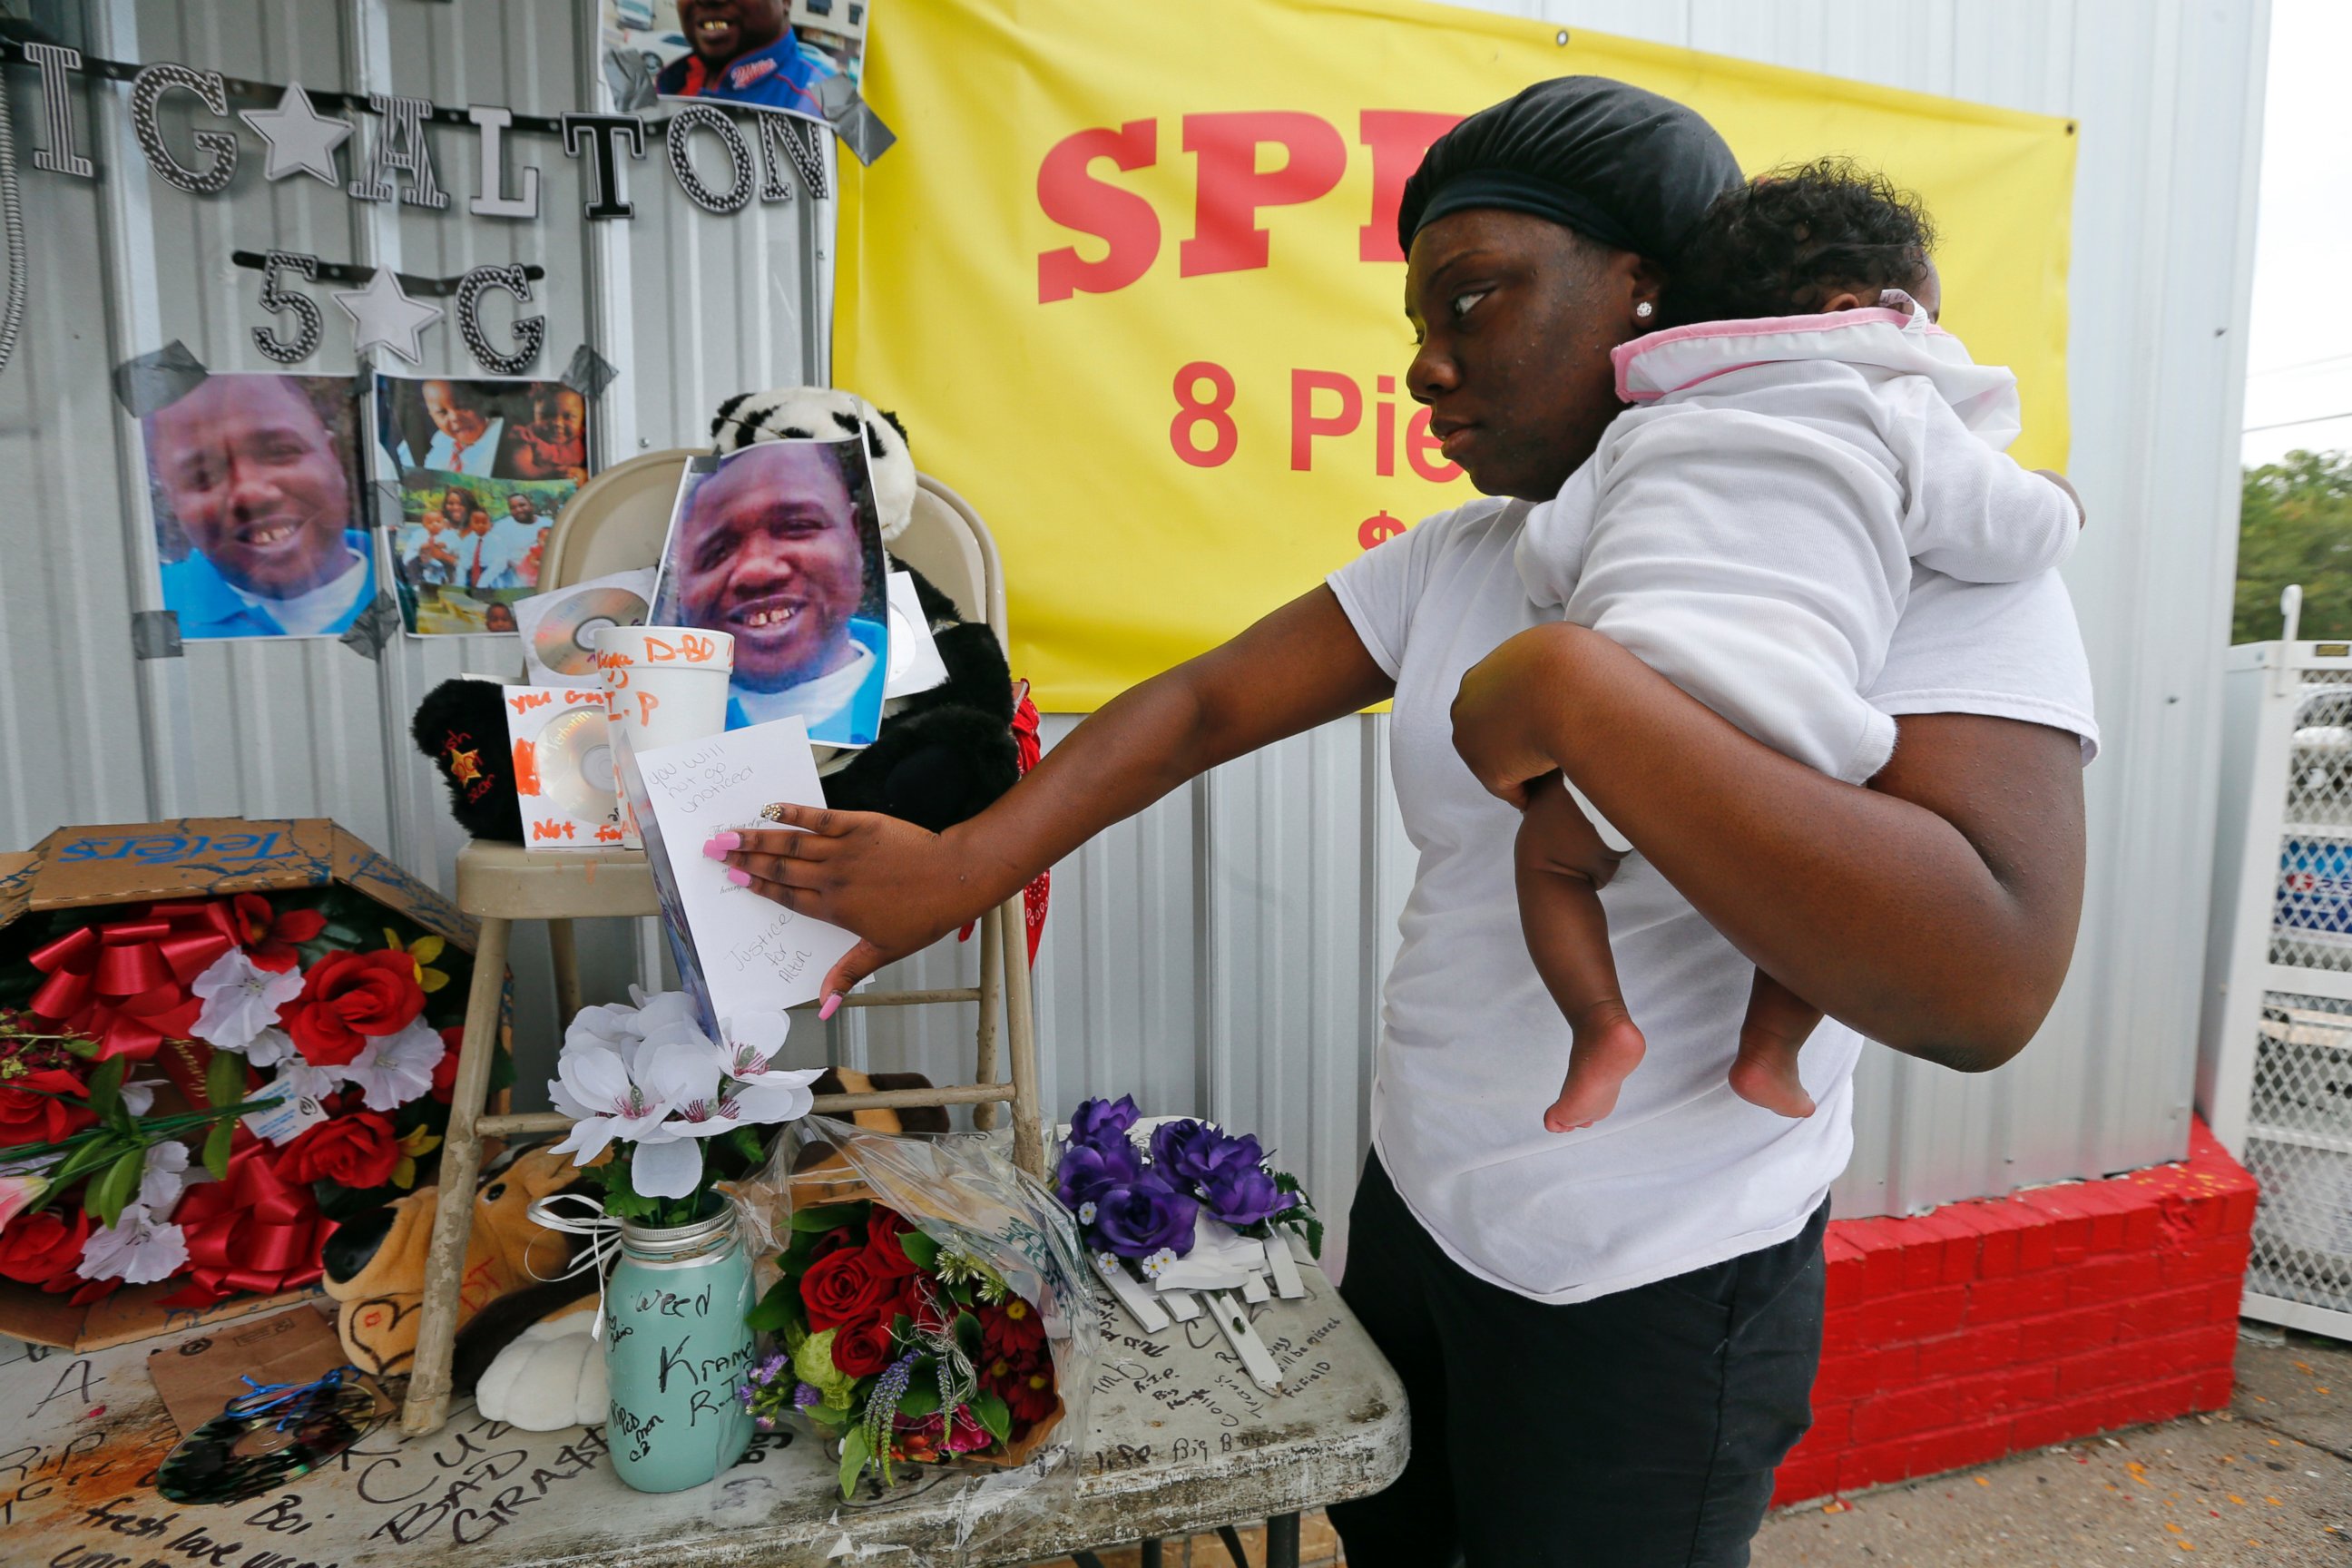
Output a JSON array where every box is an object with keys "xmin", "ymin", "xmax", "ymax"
[{"xmin": 1398, "ymin": 76, "xmax": 1742, "ymax": 264}]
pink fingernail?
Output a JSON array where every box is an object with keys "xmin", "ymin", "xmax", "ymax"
[
  {"xmin": 818, "ymin": 994, "xmax": 841, "ymax": 1022},
  {"xmin": 701, "ymin": 832, "xmax": 740, "ymax": 860},
  {"xmin": 725, "ymin": 867, "xmax": 752, "ymax": 887}
]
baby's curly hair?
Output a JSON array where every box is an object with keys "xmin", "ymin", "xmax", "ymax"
[{"xmin": 1662, "ymin": 158, "xmax": 1937, "ymax": 328}]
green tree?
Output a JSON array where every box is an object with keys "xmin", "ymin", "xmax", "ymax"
[{"xmin": 2237, "ymin": 451, "xmax": 2352, "ymax": 642}]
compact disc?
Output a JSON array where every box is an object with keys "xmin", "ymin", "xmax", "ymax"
[
  {"xmin": 536, "ymin": 705, "xmax": 616, "ymax": 821},
  {"xmin": 532, "ymin": 585, "xmax": 650, "ymax": 677},
  {"xmin": 887, "ymin": 596, "xmax": 922, "ymax": 685},
  {"xmin": 157, "ymin": 1374, "xmax": 379, "ymax": 1505}
]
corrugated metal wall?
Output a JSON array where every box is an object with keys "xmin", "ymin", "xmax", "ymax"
[{"xmin": 0, "ymin": 0, "xmax": 2268, "ymax": 1270}]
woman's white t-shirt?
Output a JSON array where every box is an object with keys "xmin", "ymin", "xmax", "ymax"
[{"xmin": 1326, "ymin": 495, "xmax": 2098, "ymax": 1304}]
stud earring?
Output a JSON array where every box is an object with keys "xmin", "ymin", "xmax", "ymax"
[{"xmin": 1635, "ymin": 301, "xmax": 1655, "ymax": 319}]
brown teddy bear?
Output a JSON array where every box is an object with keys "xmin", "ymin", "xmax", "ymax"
[{"xmin": 320, "ymin": 1145, "xmax": 586, "ymax": 1378}]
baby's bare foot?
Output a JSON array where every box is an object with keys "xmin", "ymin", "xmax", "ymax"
[
  {"xmin": 1545, "ymin": 1009, "xmax": 1645, "ymax": 1133},
  {"xmin": 1729, "ymin": 1043, "xmax": 1816, "ymax": 1120}
]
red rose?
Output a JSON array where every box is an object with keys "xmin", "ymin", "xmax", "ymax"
[
  {"xmin": 0, "ymin": 1069, "xmax": 94, "ymax": 1148},
  {"xmin": 891, "ymin": 1274, "xmax": 936, "ymax": 1329},
  {"xmin": 799, "ymin": 1245, "xmax": 896, "ymax": 1330},
  {"xmin": 430, "ymin": 1026, "xmax": 462, "ymax": 1103},
  {"xmin": 806, "ymin": 1224, "xmax": 861, "ymax": 1266},
  {"xmin": 284, "ymin": 951, "xmax": 426, "ymax": 1067},
  {"xmin": 830, "ymin": 1317, "xmax": 897, "ymax": 1378},
  {"xmin": 233, "ymin": 894, "xmax": 327, "ymax": 972},
  {"xmin": 0, "ymin": 1205, "xmax": 89, "ymax": 1290},
  {"xmin": 866, "ymin": 1208, "xmax": 920, "ymax": 1279},
  {"xmin": 279, "ymin": 1112, "xmax": 401, "ymax": 1190}
]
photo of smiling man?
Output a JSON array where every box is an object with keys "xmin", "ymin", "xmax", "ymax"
[
  {"xmin": 608, "ymin": 0, "xmax": 864, "ymax": 124},
  {"xmin": 651, "ymin": 437, "xmax": 888, "ymax": 747},
  {"xmin": 143, "ymin": 374, "xmax": 375, "ymax": 642}
]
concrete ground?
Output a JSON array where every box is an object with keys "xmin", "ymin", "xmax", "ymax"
[
  {"xmin": 1031, "ymin": 1327, "xmax": 2347, "ymax": 1568},
  {"xmin": 1751, "ymin": 1326, "xmax": 2348, "ymax": 1567}
]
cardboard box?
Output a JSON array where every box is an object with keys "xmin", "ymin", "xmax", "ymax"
[{"xmin": 0, "ymin": 818, "xmax": 492, "ymax": 1351}]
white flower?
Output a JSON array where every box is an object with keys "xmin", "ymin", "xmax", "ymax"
[
  {"xmin": 241, "ymin": 1026, "xmax": 300, "ymax": 1070},
  {"xmin": 119, "ymin": 1078, "xmax": 158, "ymax": 1118},
  {"xmin": 549, "ymin": 1037, "xmax": 717, "ymax": 1199},
  {"xmin": 564, "ymin": 1003, "xmax": 641, "ymax": 1055},
  {"xmin": 265, "ymin": 1059, "xmax": 346, "ymax": 1117},
  {"xmin": 340, "ymin": 1019, "xmax": 445, "ymax": 1112},
  {"xmin": 138, "ymin": 1142, "xmax": 193, "ymax": 1212},
  {"xmin": 1077, "ymin": 1200, "xmax": 1098, "ymax": 1226},
  {"xmin": 189, "ymin": 950, "xmax": 305, "ymax": 1052},
  {"xmin": 711, "ymin": 1013, "xmax": 821, "ymax": 1124},
  {"xmin": 75, "ymin": 1202, "xmax": 190, "ymax": 1286},
  {"xmin": 1141, "ymin": 1247, "xmax": 1180, "ymax": 1280}
]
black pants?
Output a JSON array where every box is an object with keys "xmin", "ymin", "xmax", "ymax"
[{"xmin": 1328, "ymin": 1155, "xmax": 1826, "ymax": 1568}]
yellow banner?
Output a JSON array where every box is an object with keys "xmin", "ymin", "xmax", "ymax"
[{"xmin": 840, "ymin": 0, "xmax": 2075, "ymax": 710}]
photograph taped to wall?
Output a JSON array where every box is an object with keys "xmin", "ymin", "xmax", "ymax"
[
  {"xmin": 375, "ymin": 372, "xmax": 590, "ymax": 485},
  {"xmin": 142, "ymin": 373, "xmax": 376, "ymax": 642},
  {"xmin": 605, "ymin": 0, "xmax": 867, "ymax": 124},
  {"xmin": 649, "ymin": 438, "xmax": 888, "ymax": 748},
  {"xmin": 390, "ymin": 469, "xmax": 574, "ymax": 636}
]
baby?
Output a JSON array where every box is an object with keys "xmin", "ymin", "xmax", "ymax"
[
  {"xmin": 509, "ymin": 386, "xmax": 589, "ymax": 485},
  {"xmin": 1510, "ymin": 160, "xmax": 2082, "ymax": 1132}
]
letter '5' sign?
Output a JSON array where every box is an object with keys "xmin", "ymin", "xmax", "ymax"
[{"xmin": 839, "ymin": 0, "xmax": 2077, "ymax": 710}]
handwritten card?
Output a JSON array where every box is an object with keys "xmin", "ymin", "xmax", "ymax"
[
  {"xmin": 631, "ymin": 716, "xmax": 857, "ymax": 1022},
  {"xmin": 503, "ymin": 683, "xmax": 625, "ymax": 851}
]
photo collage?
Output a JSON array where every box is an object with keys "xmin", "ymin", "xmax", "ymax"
[{"xmin": 377, "ymin": 375, "xmax": 593, "ymax": 636}]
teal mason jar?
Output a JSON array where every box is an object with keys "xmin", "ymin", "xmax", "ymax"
[{"xmin": 603, "ymin": 1205, "xmax": 756, "ymax": 1492}]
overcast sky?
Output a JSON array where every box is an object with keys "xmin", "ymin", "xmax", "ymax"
[{"xmin": 2240, "ymin": 0, "xmax": 2352, "ymax": 466}]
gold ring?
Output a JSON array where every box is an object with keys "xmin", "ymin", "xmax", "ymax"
[{"xmin": 760, "ymin": 802, "xmax": 789, "ymax": 822}]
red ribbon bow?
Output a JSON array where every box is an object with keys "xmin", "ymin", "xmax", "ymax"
[
  {"xmin": 161, "ymin": 1143, "xmax": 329, "ymax": 1308},
  {"xmin": 25, "ymin": 899, "xmax": 240, "ymax": 1063},
  {"xmin": 956, "ymin": 683, "xmax": 1053, "ymax": 965},
  {"xmin": 1009, "ymin": 684, "xmax": 1051, "ymax": 966}
]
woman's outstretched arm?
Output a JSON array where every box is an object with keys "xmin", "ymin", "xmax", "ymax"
[
  {"xmin": 720, "ymin": 586, "xmax": 1393, "ymax": 1003},
  {"xmin": 1452, "ymin": 622, "xmax": 2085, "ymax": 1070}
]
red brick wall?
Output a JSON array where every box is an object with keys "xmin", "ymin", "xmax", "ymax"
[{"xmin": 1770, "ymin": 1121, "xmax": 2258, "ymax": 1507}]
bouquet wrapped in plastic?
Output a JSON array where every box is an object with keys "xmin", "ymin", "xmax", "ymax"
[{"xmin": 730, "ymin": 1114, "xmax": 1098, "ymax": 1555}]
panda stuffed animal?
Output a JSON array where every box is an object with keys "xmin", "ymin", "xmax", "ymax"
[{"xmin": 708, "ymin": 387, "xmax": 1021, "ymax": 831}]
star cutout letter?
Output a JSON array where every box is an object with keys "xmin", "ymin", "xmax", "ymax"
[
  {"xmin": 240, "ymin": 83, "xmax": 352, "ymax": 186},
  {"xmin": 335, "ymin": 268, "xmax": 443, "ymax": 365}
]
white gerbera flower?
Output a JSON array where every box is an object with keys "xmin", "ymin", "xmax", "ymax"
[
  {"xmin": 189, "ymin": 950, "xmax": 305, "ymax": 1052},
  {"xmin": 340, "ymin": 1019, "xmax": 445, "ymax": 1112},
  {"xmin": 76, "ymin": 1202, "xmax": 190, "ymax": 1286}
]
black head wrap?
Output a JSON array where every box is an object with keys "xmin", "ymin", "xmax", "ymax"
[{"xmin": 1397, "ymin": 76, "xmax": 1742, "ymax": 264}]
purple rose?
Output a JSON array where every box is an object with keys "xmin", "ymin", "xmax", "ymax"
[
  {"xmin": 1069, "ymin": 1095, "xmax": 1141, "ymax": 1149},
  {"xmin": 1092, "ymin": 1178, "xmax": 1199, "ymax": 1259},
  {"xmin": 1055, "ymin": 1134, "xmax": 1142, "ymax": 1208},
  {"xmin": 1198, "ymin": 1158, "xmax": 1287, "ymax": 1229},
  {"xmin": 1148, "ymin": 1118, "xmax": 1225, "ymax": 1185}
]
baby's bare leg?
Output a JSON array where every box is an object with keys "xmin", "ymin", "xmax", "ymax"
[
  {"xmin": 1515, "ymin": 774, "xmax": 1643, "ymax": 1132},
  {"xmin": 1730, "ymin": 969, "xmax": 1820, "ymax": 1119}
]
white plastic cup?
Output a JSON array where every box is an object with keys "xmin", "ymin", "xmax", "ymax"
[{"xmin": 595, "ymin": 625, "xmax": 735, "ymax": 846}]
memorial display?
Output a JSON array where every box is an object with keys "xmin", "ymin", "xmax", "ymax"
[{"xmin": 0, "ymin": 818, "xmax": 495, "ymax": 1347}]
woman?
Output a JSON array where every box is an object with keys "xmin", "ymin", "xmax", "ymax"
[{"xmin": 719, "ymin": 78, "xmax": 2093, "ymax": 1565}]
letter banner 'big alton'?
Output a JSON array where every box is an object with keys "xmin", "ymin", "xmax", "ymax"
[{"xmin": 838, "ymin": 0, "xmax": 2075, "ymax": 710}]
